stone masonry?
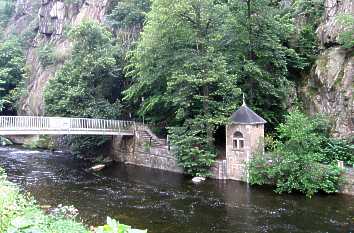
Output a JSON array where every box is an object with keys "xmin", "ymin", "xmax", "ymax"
[{"xmin": 110, "ymin": 130, "xmax": 183, "ymax": 174}]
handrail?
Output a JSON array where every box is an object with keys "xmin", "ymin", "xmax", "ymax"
[{"xmin": 0, "ymin": 116, "xmax": 137, "ymax": 135}]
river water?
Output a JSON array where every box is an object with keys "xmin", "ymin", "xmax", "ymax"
[{"xmin": 0, "ymin": 146, "xmax": 353, "ymax": 233}]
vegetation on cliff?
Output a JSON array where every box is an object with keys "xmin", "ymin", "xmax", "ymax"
[
  {"xmin": 0, "ymin": 38, "xmax": 26, "ymax": 114},
  {"xmin": 337, "ymin": 14, "xmax": 354, "ymax": 48}
]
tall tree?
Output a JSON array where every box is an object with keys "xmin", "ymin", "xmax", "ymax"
[
  {"xmin": 0, "ymin": 38, "xmax": 25, "ymax": 114},
  {"xmin": 224, "ymin": 0, "xmax": 305, "ymax": 128},
  {"xmin": 44, "ymin": 22, "xmax": 122, "ymax": 119},
  {"xmin": 124, "ymin": 0, "xmax": 241, "ymax": 176},
  {"xmin": 44, "ymin": 22, "xmax": 125, "ymax": 157}
]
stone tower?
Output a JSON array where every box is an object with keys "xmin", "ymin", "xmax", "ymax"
[{"xmin": 226, "ymin": 103, "xmax": 266, "ymax": 181}]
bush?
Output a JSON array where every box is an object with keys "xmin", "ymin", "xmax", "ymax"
[
  {"xmin": 44, "ymin": 22, "xmax": 124, "ymax": 156},
  {"xmin": 248, "ymin": 110, "xmax": 343, "ymax": 197},
  {"xmin": 169, "ymin": 127, "xmax": 216, "ymax": 177},
  {"xmin": 321, "ymin": 137, "xmax": 354, "ymax": 167},
  {"xmin": 337, "ymin": 14, "xmax": 354, "ymax": 48},
  {"xmin": 38, "ymin": 44, "xmax": 56, "ymax": 67},
  {"xmin": 95, "ymin": 217, "xmax": 147, "ymax": 233}
]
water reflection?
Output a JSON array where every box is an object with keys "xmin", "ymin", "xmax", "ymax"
[{"xmin": 0, "ymin": 146, "xmax": 353, "ymax": 233}]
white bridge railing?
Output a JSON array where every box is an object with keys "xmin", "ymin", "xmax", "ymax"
[{"xmin": 0, "ymin": 116, "xmax": 136, "ymax": 136}]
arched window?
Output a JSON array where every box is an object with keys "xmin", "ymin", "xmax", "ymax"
[{"xmin": 233, "ymin": 131, "xmax": 244, "ymax": 150}]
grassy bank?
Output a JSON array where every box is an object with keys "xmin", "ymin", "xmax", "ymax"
[{"xmin": 0, "ymin": 167, "xmax": 147, "ymax": 233}]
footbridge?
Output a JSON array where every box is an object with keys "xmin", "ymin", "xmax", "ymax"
[{"xmin": 0, "ymin": 116, "xmax": 138, "ymax": 136}]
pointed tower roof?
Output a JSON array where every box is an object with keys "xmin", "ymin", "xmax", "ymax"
[{"xmin": 230, "ymin": 104, "xmax": 267, "ymax": 125}]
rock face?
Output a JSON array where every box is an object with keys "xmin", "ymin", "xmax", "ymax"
[
  {"xmin": 7, "ymin": 0, "xmax": 109, "ymax": 115},
  {"xmin": 301, "ymin": 0, "xmax": 353, "ymax": 137},
  {"xmin": 38, "ymin": 0, "xmax": 67, "ymax": 36},
  {"xmin": 317, "ymin": 0, "xmax": 354, "ymax": 47}
]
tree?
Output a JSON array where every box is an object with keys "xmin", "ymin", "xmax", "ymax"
[
  {"xmin": 44, "ymin": 22, "xmax": 122, "ymax": 119},
  {"xmin": 124, "ymin": 0, "xmax": 241, "ymax": 176},
  {"xmin": 289, "ymin": 0, "xmax": 324, "ymax": 67},
  {"xmin": 224, "ymin": 0, "xmax": 306, "ymax": 128},
  {"xmin": 0, "ymin": 38, "xmax": 26, "ymax": 114},
  {"xmin": 107, "ymin": 0, "xmax": 151, "ymax": 49},
  {"xmin": 44, "ymin": 22, "xmax": 125, "ymax": 157},
  {"xmin": 108, "ymin": 0, "xmax": 150, "ymax": 30}
]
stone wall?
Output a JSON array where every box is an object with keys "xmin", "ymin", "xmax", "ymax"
[
  {"xmin": 210, "ymin": 159, "xmax": 227, "ymax": 180},
  {"xmin": 341, "ymin": 168, "xmax": 354, "ymax": 195},
  {"xmin": 110, "ymin": 132, "xmax": 183, "ymax": 174}
]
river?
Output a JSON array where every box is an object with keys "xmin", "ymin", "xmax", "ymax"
[{"xmin": 0, "ymin": 146, "xmax": 353, "ymax": 233}]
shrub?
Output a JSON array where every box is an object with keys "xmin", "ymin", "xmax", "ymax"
[
  {"xmin": 337, "ymin": 14, "xmax": 354, "ymax": 48},
  {"xmin": 169, "ymin": 127, "xmax": 216, "ymax": 177},
  {"xmin": 38, "ymin": 44, "xmax": 56, "ymax": 67},
  {"xmin": 248, "ymin": 110, "xmax": 343, "ymax": 197},
  {"xmin": 320, "ymin": 137, "xmax": 354, "ymax": 167},
  {"xmin": 94, "ymin": 217, "xmax": 147, "ymax": 233}
]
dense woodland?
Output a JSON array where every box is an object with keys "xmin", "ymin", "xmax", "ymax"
[{"xmin": 0, "ymin": 0, "xmax": 353, "ymax": 196}]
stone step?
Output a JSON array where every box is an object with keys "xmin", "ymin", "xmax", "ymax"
[{"xmin": 138, "ymin": 130, "xmax": 166, "ymax": 146}]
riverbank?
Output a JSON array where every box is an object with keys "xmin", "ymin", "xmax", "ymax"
[
  {"xmin": 0, "ymin": 167, "xmax": 90, "ymax": 232},
  {"xmin": 0, "ymin": 167, "xmax": 147, "ymax": 233}
]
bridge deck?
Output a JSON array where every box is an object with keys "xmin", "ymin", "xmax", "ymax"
[{"xmin": 0, "ymin": 116, "xmax": 136, "ymax": 136}]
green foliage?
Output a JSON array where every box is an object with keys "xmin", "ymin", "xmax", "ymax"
[
  {"xmin": 337, "ymin": 14, "xmax": 354, "ymax": 48},
  {"xmin": 290, "ymin": 0, "xmax": 324, "ymax": 68},
  {"xmin": 38, "ymin": 43, "xmax": 56, "ymax": 67},
  {"xmin": 0, "ymin": 37, "xmax": 26, "ymax": 113},
  {"xmin": 123, "ymin": 0, "xmax": 308, "ymax": 175},
  {"xmin": 95, "ymin": 217, "xmax": 147, "ymax": 233},
  {"xmin": 124, "ymin": 0, "xmax": 247, "ymax": 175},
  {"xmin": 44, "ymin": 21, "xmax": 126, "ymax": 156},
  {"xmin": 44, "ymin": 21, "xmax": 122, "ymax": 119},
  {"xmin": 248, "ymin": 110, "xmax": 343, "ymax": 197},
  {"xmin": 223, "ymin": 0, "xmax": 307, "ymax": 127},
  {"xmin": 108, "ymin": 0, "xmax": 150, "ymax": 30},
  {"xmin": 0, "ymin": 0, "xmax": 14, "ymax": 34},
  {"xmin": 169, "ymin": 126, "xmax": 216, "ymax": 177},
  {"xmin": 320, "ymin": 137, "xmax": 354, "ymax": 167}
]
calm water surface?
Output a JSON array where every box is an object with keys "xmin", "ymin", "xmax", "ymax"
[{"xmin": 0, "ymin": 146, "xmax": 353, "ymax": 233}]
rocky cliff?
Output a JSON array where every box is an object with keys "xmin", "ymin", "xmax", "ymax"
[
  {"xmin": 299, "ymin": 0, "xmax": 353, "ymax": 137},
  {"xmin": 4, "ymin": 0, "xmax": 354, "ymax": 137},
  {"xmin": 5, "ymin": 0, "xmax": 109, "ymax": 116}
]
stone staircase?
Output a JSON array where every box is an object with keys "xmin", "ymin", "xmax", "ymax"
[{"xmin": 137, "ymin": 127, "xmax": 168, "ymax": 148}]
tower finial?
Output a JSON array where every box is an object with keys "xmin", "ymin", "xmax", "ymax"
[{"xmin": 242, "ymin": 93, "xmax": 246, "ymax": 106}]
